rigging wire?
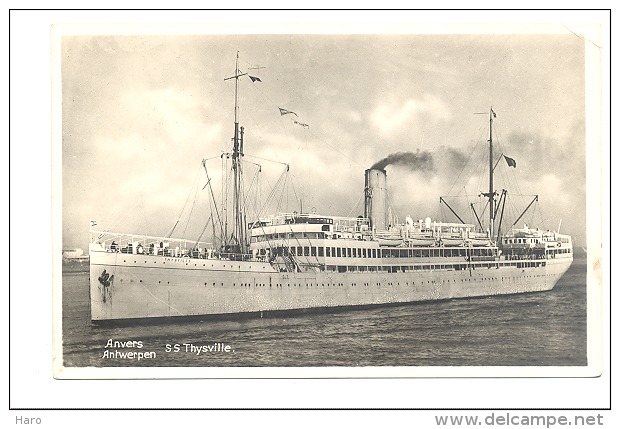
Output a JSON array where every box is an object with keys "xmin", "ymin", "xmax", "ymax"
[
  {"xmin": 166, "ymin": 165, "xmax": 202, "ymax": 238},
  {"xmin": 97, "ymin": 199, "xmax": 143, "ymax": 239},
  {"xmin": 194, "ymin": 213, "xmax": 213, "ymax": 248},
  {"xmin": 181, "ymin": 174, "xmax": 201, "ymax": 239},
  {"xmin": 445, "ymin": 125, "xmax": 487, "ymax": 197},
  {"xmin": 346, "ymin": 192, "xmax": 365, "ymax": 218}
]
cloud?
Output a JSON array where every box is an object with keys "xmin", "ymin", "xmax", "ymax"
[{"xmin": 370, "ymin": 94, "xmax": 451, "ymax": 136}]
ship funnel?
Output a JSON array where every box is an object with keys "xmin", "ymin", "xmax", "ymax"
[{"xmin": 364, "ymin": 168, "xmax": 388, "ymax": 231}]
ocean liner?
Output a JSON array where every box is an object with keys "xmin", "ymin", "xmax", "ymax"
[{"xmin": 88, "ymin": 55, "xmax": 573, "ymax": 322}]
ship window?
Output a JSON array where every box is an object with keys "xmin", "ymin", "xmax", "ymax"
[
  {"xmin": 362, "ymin": 248, "xmax": 367, "ymax": 258},
  {"xmin": 331, "ymin": 247, "xmax": 336, "ymax": 257},
  {"xmin": 304, "ymin": 246, "xmax": 310, "ymax": 256},
  {"xmin": 347, "ymin": 248, "xmax": 351, "ymax": 258},
  {"xmin": 311, "ymin": 247, "xmax": 317, "ymax": 257},
  {"xmin": 337, "ymin": 248, "xmax": 342, "ymax": 257},
  {"xmin": 321, "ymin": 247, "xmax": 326, "ymax": 257},
  {"xmin": 297, "ymin": 246, "xmax": 303, "ymax": 256}
]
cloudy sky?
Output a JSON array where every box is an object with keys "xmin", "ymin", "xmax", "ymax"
[{"xmin": 61, "ymin": 31, "xmax": 588, "ymax": 250}]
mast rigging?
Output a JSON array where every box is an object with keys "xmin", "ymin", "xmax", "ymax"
[{"xmin": 224, "ymin": 52, "xmax": 247, "ymax": 254}]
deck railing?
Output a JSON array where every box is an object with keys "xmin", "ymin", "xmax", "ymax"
[{"xmin": 90, "ymin": 230, "xmax": 216, "ymax": 257}]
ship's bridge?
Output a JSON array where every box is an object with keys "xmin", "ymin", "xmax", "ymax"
[
  {"xmin": 248, "ymin": 213, "xmax": 371, "ymax": 242},
  {"xmin": 501, "ymin": 227, "xmax": 573, "ymax": 260}
]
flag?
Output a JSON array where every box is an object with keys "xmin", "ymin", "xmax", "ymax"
[
  {"xmin": 249, "ymin": 75, "xmax": 262, "ymax": 82},
  {"xmin": 90, "ymin": 220, "xmax": 97, "ymax": 227},
  {"xmin": 491, "ymin": 108, "xmax": 497, "ymax": 118},
  {"xmin": 294, "ymin": 120, "xmax": 309, "ymax": 128},
  {"xmin": 504, "ymin": 155, "xmax": 516, "ymax": 168},
  {"xmin": 278, "ymin": 107, "xmax": 298, "ymax": 117}
]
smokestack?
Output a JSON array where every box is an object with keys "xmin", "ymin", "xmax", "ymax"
[{"xmin": 364, "ymin": 168, "xmax": 388, "ymax": 231}]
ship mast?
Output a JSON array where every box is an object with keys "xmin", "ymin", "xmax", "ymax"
[
  {"xmin": 224, "ymin": 52, "xmax": 247, "ymax": 253},
  {"xmin": 483, "ymin": 107, "xmax": 497, "ymax": 240}
]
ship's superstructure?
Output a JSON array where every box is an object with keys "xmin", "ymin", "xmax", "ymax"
[{"xmin": 88, "ymin": 56, "xmax": 573, "ymax": 322}]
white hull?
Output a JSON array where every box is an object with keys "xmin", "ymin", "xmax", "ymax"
[{"xmin": 89, "ymin": 248, "xmax": 573, "ymax": 321}]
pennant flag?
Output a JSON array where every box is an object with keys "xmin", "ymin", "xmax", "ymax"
[
  {"xmin": 504, "ymin": 155, "xmax": 516, "ymax": 168},
  {"xmin": 293, "ymin": 120, "xmax": 309, "ymax": 128},
  {"xmin": 249, "ymin": 75, "xmax": 262, "ymax": 82},
  {"xmin": 278, "ymin": 107, "xmax": 298, "ymax": 117},
  {"xmin": 90, "ymin": 220, "xmax": 98, "ymax": 227},
  {"xmin": 491, "ymin": 108, "xmax": 497, "ymax": 118}
]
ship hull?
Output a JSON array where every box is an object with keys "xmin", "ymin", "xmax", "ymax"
[{"xmin": 89, "ymin": 249, "xmax": 573, "ymax": 321}]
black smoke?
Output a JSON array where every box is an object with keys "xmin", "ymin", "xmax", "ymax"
[{"xmin": 370, "ymin": 150, "xmax": 434, "ymax": 171}]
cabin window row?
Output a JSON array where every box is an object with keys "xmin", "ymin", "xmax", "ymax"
[
  {"xmin": 382, "ymin": 248, "xmax": 495, "ymax": 258},
  {"xmin": 546, "ymin": 248, "xmax": 571, "ymax": 255},
  {"xmin": 504, "ymin": 238, "xmax": 540, "ymax": 244},
  {"xmin": 322, "ymin": 262, "xmax": 519, "ymax": 273},
  {"xmin": 251, "ymin": 232, "xmax": 327, "ymax": 243},
  {"xmin": 256, "ymin": 246, "xmax": 496, "ymax": 259},
  {"xmin": 258, "ymin": 246, "xmax": 378, "ymax": 258}
]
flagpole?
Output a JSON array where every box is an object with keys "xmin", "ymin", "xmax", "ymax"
[{"xmin": 489, "ymin": 107, "xmax": 495, "ymax": 239}]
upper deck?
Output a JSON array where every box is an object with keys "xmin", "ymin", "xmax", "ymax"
[{"xmin": 90, "ymin": 215, "xmax": 572, "ymax": 274}]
